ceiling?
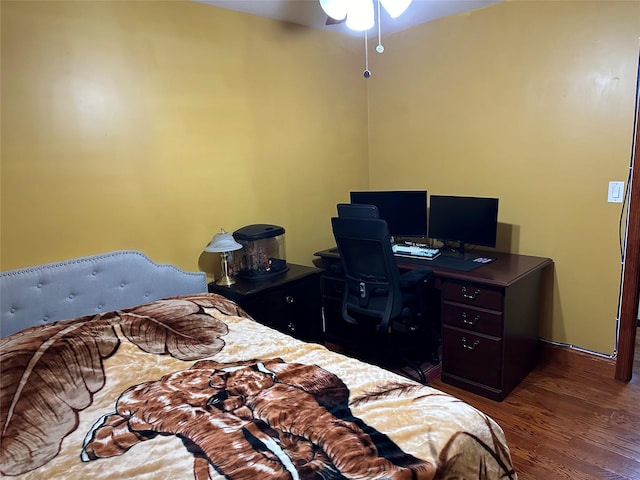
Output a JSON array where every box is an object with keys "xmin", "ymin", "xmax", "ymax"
[{"xmin": 196, "ymin": 0, "xmax": 501, "ymax": 36}]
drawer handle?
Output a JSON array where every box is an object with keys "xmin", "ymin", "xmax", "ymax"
[
  {"xmin": 285, "ymin": 295, "xmax": 294, "ymax": 304},
  {"xmin": 461, "ymin": 312, "xmax": 480, "ymax": 326},
  {"xmin": 461, "ymin": 286, "xmax": 481, "ymax": 300},
  {"xmin": 461, "ymin": 337, "xmax": 480, "ymax": 351}
]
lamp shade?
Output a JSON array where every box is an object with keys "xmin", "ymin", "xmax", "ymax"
[
  {"xmin": 380, "ymin": 0, "xmax": 412, "ymax": 18},
  {"xmin": 319, "ymin": 0, "xmax": 347, "ymax": 21},
  {"xmin": 204, "ymin": 229, "xmax": 242, "ymax": 253},
  {"xmin": 346, "ymin": 0, "xmax": 375, "ymax": 31}
]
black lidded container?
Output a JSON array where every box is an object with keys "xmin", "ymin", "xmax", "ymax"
[{"xmin": 233, "ymin": 224, "xmax": 287, "ymax": 279}]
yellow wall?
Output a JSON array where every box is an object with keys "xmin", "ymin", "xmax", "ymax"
[
  {"xmin": 2, "ymin": 0, "xmax": 638, "ymax": 354},
  {"xmin": 0, "ymin": 0, "xmax": 368, "ymax": 275},
  {"xmin": 367, "ymin": 0, "xmax": 640, "ymax": 353}
]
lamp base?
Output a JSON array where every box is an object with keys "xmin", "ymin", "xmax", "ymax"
[
  {"xmin": 216, "ymin": 274, "xmax": 235, "ymax": 287},
  {"xmin": 216, "ymin": 251, "xmax": 236, "ymax": 286}
]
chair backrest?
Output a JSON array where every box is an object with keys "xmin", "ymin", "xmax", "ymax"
[
  {"xmin": 337, "ymin": 203, "xmax": 380, "ymax": 219},
  {"xmin": 331, "ymin": 215, "xmax": 403, "ymax": 333}
]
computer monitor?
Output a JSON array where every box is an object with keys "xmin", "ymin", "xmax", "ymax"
[
  {"xmin": 428, "ymin": 195, "xmax": 499, "ymax": 257},
  {"xmin": 349, "ymin": 190, "xmax": 428, "ymax": 239}
]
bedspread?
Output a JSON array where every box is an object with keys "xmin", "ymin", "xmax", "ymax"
[{"xmin": 1, "ymin": 293, "xmax": 517, "ymax": 479}]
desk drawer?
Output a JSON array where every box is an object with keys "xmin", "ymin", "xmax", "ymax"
[
  {"xmin": 442, "ymin": 302, "xmax": 503, "ymax": 337},
  {"xmin": 442, "ymin": 327, "xmax": 502, "ymax": 388},
  {"xmin": 441, "ymin": 279, "xmax": 503, "ymax": 311}
]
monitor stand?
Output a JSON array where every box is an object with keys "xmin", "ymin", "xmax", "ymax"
[
  {"xmin": 441, "ymin": 242, "xmax": 480, "ymax": 260},
  {"xmin": 439, "ymin": 241, "xmax": 468, "ymax": 258},
  {"xmin": 444, "ymin": 242, "xmax": 496, "ymax": 263}
]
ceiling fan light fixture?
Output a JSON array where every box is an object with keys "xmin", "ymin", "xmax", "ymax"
[
  {"xmin": 345, "ymin": 0, "xmax": 375, "ymax": 31},
  {"xmin": 380, "ymin": 0, "xmax": 412, "ymax": 18},
  {"xmin": 319, "ymin": 0, "xmax": 347, "ymax": 21},
  {"xmin": 318, "ymin": 0, "xmax": 413, "ymax": 76}
]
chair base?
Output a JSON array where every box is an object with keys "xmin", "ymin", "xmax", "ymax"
[{"xmin": 324, "ymin": 329, "xmax": 440, "ymax": 386}]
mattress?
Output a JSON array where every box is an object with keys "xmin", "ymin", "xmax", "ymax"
[{"xmin": 1, "ymin": 293, "xmax": 516, "ymax": 479}]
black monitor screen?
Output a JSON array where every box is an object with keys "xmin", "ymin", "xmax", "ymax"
[
  {"xmin": 349, "ymin": 190, "xmax": 428, "ymax": 238},
  {"xmin": 428, "ymin": 195, "xmax": 499, "ymax": 248}
]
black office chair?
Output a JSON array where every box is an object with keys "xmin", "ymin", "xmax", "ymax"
[{"xmin": 331, "ymin": 204, "xmax": 438, "ymax": 383}]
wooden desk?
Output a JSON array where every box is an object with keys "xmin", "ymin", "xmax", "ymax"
[{"xmin": 314, "ymin": 248, "xmax": 553, "ymax": 401}]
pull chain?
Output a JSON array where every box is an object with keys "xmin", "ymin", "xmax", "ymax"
[
  {"xmin": 376, "ymin": 0, "xmax": 384, "ymax": 53},
  {"xmin": 363, "ymin": 30, "xmax": 371, "ymax": 78}
]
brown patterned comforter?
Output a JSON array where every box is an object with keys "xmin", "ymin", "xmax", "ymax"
[{"xmin": 1, "ymin": 293, "xmax": 517, "ymax": 479}]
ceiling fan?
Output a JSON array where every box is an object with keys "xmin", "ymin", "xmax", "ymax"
[
  {"xmin": 320, "ymin": 0, "xmax": 412, "ymax": 31},
  {"xmin": 320, "ymin": 0, "xmax": 413, "ymax": 77}
]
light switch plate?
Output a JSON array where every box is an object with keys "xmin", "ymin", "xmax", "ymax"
[{"xmin": 608, "ymin": 181, "xmax": 625, "ymax": 203}]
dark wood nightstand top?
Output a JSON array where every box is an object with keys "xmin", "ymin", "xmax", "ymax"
[{"xmin": 209, "ymin": 263, "xmax": 323, "ymax": 297}]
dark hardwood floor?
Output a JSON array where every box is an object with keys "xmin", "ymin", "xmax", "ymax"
[{"xmin": 432, "ymin": 342, "xmax": 640, "ymax": 480}]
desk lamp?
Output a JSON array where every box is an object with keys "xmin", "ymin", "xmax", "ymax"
[{"xmin": 204, "ymin": 228, "xmax": 243, "ymax": 286}]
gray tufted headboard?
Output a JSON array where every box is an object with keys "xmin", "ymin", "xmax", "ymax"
[{"xmin": 0, "ymin": 250, "xmax": 208, "ymax": 338}]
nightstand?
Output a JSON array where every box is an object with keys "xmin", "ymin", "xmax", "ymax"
[{"xmin": 208, "ymin": 263, "xmax": 324, "ymax": 342}]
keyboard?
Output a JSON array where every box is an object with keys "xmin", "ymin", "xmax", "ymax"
[{"xmin": 392, "ymin": 244, "xmax": 441, "ymax": 260}]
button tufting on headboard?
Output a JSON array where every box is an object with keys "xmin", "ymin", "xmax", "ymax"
[{"xmin": 0, "ymin": 250, "xmax": 207, "ymax": 338}]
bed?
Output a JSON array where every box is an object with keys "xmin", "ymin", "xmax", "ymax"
[{"xmin": 1, "ymin": 250, "xmax": 517, "ymax": 479}]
